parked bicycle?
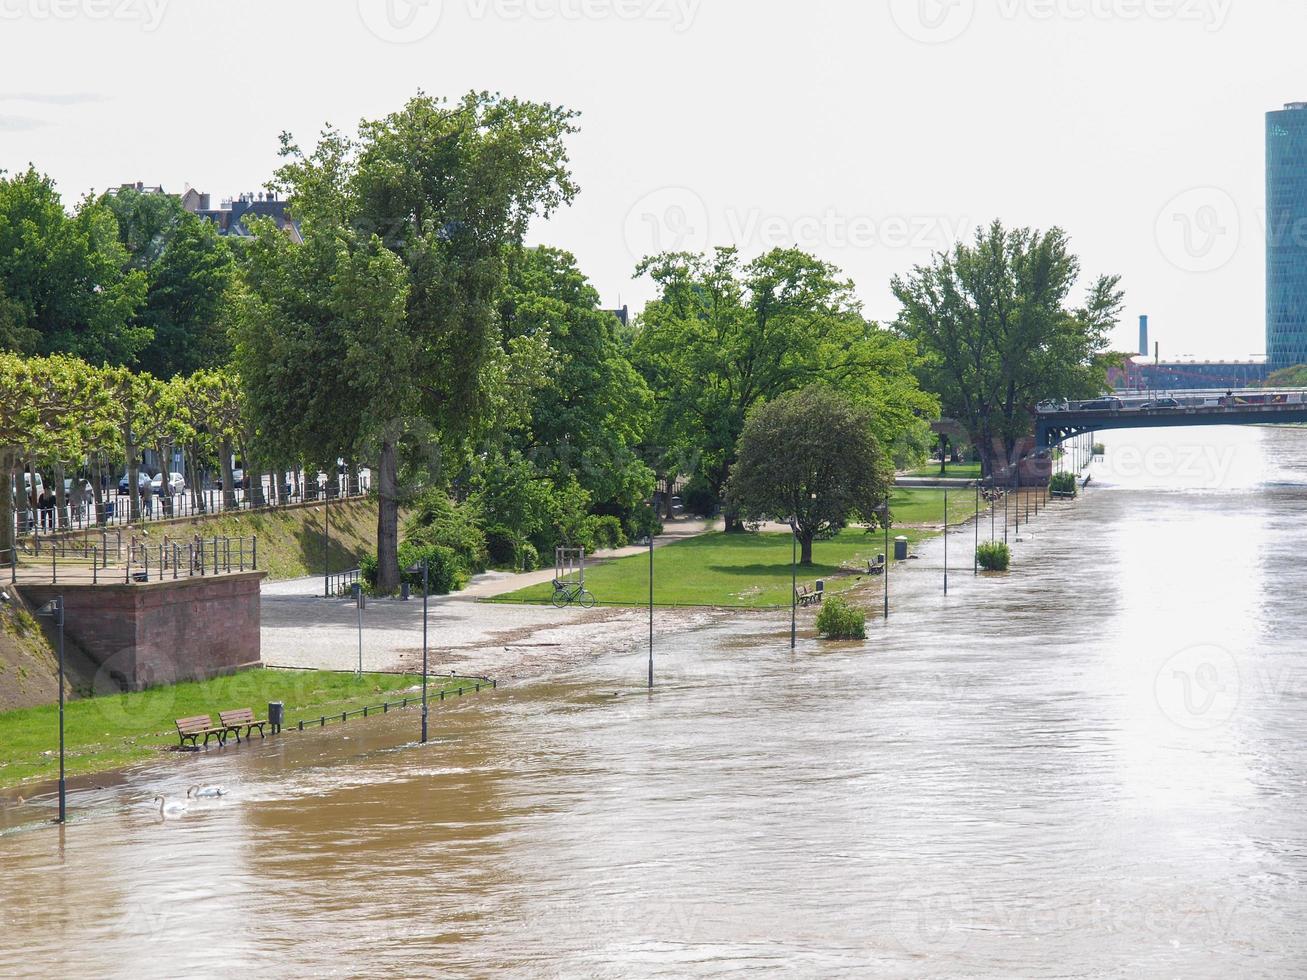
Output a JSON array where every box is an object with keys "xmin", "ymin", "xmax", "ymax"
[{"xmin": 551, "ymin": 579, "xmax": 597, "ymax": 609}]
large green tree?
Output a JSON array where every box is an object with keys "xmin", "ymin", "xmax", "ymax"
[
  {"xmin": 239, "ymin": 91, "xmax": 578, "ymax": 593},
  {"xmin": 497, "ymin": 246, "xmax": 653, "ymax": 512},
  {"xmin": 0, "ymin": 168, "xmax": 147, "ymax": 363},
  {"xmin": 727, "ymin": 386, "xmax": 891, "ymax": 565},
  {"xmin": 892, "ymin": 221, "xmax": 1123, "ymax": 481},
  {"xmin": 103, "ymin": 188, "xmax": 237, "ymax": 378},
  {"xmin": 633, "ymin": 246, "xmax": 935, "ymax": 528}
]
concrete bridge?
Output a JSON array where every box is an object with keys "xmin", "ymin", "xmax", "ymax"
[{"xmin": 1035, "ymin": 390, "xmax": 1307, "ymax": 450}]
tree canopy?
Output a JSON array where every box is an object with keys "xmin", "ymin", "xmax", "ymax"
[
  {"xmin": 727, "ymin": 386, "xmax": 891, "ymax": 565},
  {"xmin": 892, "ymin": 221, "xmax": 1123, "ymax": 480}
]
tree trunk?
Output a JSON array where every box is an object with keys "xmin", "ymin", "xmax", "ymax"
[
  {"xmin": 219, "ymin": 438, "xmax": 236, "ymax": 512},
  {"xmin": 93, "ymin": 455, "xmax": 106, "ymax": 528},
  {"xmin": 0, "ymin": 452, "xmax": 15, "ymax": 554},
  {"xmin": 127, "ymin": 437, "xmax": 141, "ymax": 522},
  {"xmin": 54, "ymin": 462, "xmax": 66, "ymax": 531},
  {"xmin": 800, "ymin": 532, "xmax": 814, "ymax": 566},
  {"xmin": 375, "ymin": 430, "xmax": 401, "ymax": 596}
]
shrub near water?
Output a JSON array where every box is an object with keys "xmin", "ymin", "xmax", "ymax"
[
  {"xmin": 976, "ymin": 541, "xmax": 1011, "ymax": 572},
  {"xmin": 816, "ymin": 597, "xmax": 867, "ymax": 640},
  {"xmin": 1049, "ymin": 472, "xmax": 1077, "ymax": 497}
]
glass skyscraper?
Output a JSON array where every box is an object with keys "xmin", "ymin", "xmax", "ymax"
[{"xmin": 1267, "ymin": 103, "xmax": 1307, "ymax": 371}]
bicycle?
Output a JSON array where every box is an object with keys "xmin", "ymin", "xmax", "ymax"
[{"xmin": 551, "ymin": 579, "xmax": 597, "ymax": 609}]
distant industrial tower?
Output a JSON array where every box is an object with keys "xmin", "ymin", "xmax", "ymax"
[{"xmin": 1267, "ymin": 103, "xmax": 1307, "ymax": 371}]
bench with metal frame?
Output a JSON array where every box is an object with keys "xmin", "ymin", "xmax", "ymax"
[
  {"xmin": 218, "ymin": 707, "xmax": 268, "ymax": 743},
  {"xmin": 175, "ymin": 715, "xmax": 227, "ymax": 749}
]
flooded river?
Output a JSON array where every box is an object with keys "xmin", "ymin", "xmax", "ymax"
[{"xmin": 3, "ymin": 426, "xmax": 1307, "ymax": 977}]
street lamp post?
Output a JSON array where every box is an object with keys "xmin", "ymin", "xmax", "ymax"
[
  {"xmin": 943, "ymin": 489, "xmax": 949, "ymax": 596},
  {"xmin": 36, "ymin": 597, "xmax": 65, "ymax": 824},
  {"xmin": 876, "ymin": 502, "xmax": 890, "ymax": 620},
  {"xmin": 648, "ymin": 507, "xmax": 655, "ymax": 689},
  {"xmin": 790, "ymin": 515, "xmax": 798, "ymax": 649},
  {"xmin": 407, "ymin": 560, "xmax": 430, "ymax": 743}
]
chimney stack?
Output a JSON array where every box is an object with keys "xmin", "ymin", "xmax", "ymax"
[{"xmin": 1139, "ymin": 315, "xmax": 1149, "ymax": 357}]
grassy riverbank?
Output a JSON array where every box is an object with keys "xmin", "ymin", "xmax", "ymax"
[
  {"xmin": 0, "ymin": 669, "xmax": 485, "ymax": 790},
  {"xmin": 495, "ymin": 526, "xmax": 936, "ymax": 608},
  {"xmin": 905, "ymin": 461, "xmax": 983, "ymax": 479}
]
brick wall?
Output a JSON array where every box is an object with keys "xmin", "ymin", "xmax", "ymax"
[{"xmin": 20, "ymin": 573, "xmax": 265, "ymax": 691}]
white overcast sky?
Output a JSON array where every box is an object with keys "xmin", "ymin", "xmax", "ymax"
[{"xmin": 1, "ymin": 0, "xmax": 1301, "ymax": 358}]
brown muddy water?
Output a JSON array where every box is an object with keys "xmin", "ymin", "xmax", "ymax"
[{"xmin": 2, "ymin": 426, "xmax": 1307, "ymax": 978}]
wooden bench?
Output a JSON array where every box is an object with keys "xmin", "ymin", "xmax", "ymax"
[
  {"xmin": 219, "ymin": 708, "xmax": 268, "ymax": 743},
  {"xmin": 175, "ymin": 715, "xmax": 227, "ymax": 749},
  {"xmin": 867, "ymin": 557, "xmax": 886, "ymax": 577},
  {"xmin": 795, "ymin": 584, "xmax": 825, "ymax": 607}
]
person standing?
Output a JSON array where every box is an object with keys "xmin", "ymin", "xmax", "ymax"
[{"xmin": 38, "ymin": 487, "xmax": 56, "ymax": 532}]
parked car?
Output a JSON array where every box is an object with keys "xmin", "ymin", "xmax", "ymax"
[
  {"xmin": 1141, "ymin": 397, "xmax": 1181, "ymax": 410},
  {"xmin": 151, "ymin": 471, "xmax": 186, "ymax": 496},
  {"xmin": 215, "ymin": 468, "xmax": 247, "ymax": 491},
  {"xmin": 1037, "ymin": 399, "xmax": 1070, "ymax": 413},
  {"xmin": 1080, "ymin": 397, "xmax": 1124, "ymax": 412},
  {"xmin": 118, "ymin": 471, "xmax": 153, "ymax": 495}
]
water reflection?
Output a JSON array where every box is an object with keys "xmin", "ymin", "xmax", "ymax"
[{"xmin": 2, "ymin": 426, "xmax": 1307, "ymax": 976}]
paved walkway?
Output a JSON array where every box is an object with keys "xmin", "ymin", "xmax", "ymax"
[{"xmin": 259, "ymin": 516, "xmax": 720, "ymax": 677}]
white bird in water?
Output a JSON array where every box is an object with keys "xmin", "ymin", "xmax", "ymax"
[
  {"xmin": 154, "ymin": 796, "xmax": 189, "ymax": 817},
  {"xmin": 187, "ymin": 785, "xmax": 226, "ymax": 799}
]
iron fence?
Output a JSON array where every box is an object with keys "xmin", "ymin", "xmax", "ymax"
[
  {"xmin": 12, "ymin": 481, "xmax": 371, "ymax": 541},
  {"xmin": 10, "ymin": 535, "xmax": 259, "ymax": 586}
]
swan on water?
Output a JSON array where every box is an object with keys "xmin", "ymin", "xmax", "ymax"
[
  {"xmin": 187, "ymin": 785, "xmax": 226, "ymax": 799},
  {"xmin": 154, "ymin": 796, "xmax": 189, "ymax": 816}
]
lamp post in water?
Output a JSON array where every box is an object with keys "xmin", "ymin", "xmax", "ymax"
[
  {"xmin": 35, "ymin": 597, "xmax": 65, "ymax": 824},
  {"xmin": 876, "ymin": 502, "xmax": 891, "ymax": 620},
  {"xmin": 790, "ymin": 514, "xmax": 798, "ymax": 649},
  {"xmin": 406, "ymin": 560, "xmax": 430, "ymax": 743},
  {"xmin": 648, "ymin": 502, "xmax": 655, "ymax": 689}
]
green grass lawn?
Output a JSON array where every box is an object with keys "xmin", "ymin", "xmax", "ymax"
[
  {"xmin": 495, "ymin": 527, "xmax": 939, "ymax": 609},
  {"xmin": 905, "ymin": 461, "xmax": 984, "ymax": 479},
  {"xmin": 889, "ymin": 487, "xmax": 987, "ymax": 526},
  {"xmin": 0, "ymin": 670, "xmax": 486, "ymax": 790}
]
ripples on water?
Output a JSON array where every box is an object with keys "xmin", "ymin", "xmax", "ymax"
[{"xmin": 2, "ymin": 427, "xmax": 1307, "ymax": 978}]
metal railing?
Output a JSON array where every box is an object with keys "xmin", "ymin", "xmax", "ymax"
[
  {"xmin": 326, "ymin": 568, "xmax": 360, "ymax": 598},
  {"xmin": 286, "ymin": 678, "xmax": 497, "ymax": 733},
  {"xmin": 12, "ymin": 480, "xmax": 371, "ymax": 541},
  {"xmin": 10, "ymin": 535, "xmax": 259, "ymax": 586}
]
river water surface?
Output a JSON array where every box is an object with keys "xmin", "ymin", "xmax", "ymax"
[{"xmin": 3, "ymin": 427, "xmax": 1307, "ymax": 978}]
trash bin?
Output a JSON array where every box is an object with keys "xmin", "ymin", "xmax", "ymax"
[
  {"xmin": 268, "ymin": 701, "xmax": 284, "ymax": 734},
  {"xmin": 894, "ymin": 536, "xmax": 909, "ymax": 561},
  {"xmin": 401, "ymin": 582, "xmax": 411, "ymax": 601}
]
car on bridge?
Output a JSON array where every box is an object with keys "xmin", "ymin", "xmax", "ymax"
[
  {"xmin": 1078, "ymin": 397, "xmax": 1124, "ymax": 412},
  {"xmin": 1139, "ymin": 398, "xmax": 1182, "ymax": 410}
]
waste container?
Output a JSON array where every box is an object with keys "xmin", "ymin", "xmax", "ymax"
[
  {"xmin": 268, "ymin": 701, "xmax": 284, "ymax": 734},
  {"xmin": 894, "ymin": 536, "xmax": 909, "ymax": 561},
  {"xmin": 401, "ymin": 582, "xmax": 411, "ymax": 601}
]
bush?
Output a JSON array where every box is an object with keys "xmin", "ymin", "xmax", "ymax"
[
  {"xmin": 403, "ymin": 491, "xmax": 488, "ymax": 574},
  {"xmin": 484, "ymin": 526, "xmax": 519, "ymax": 568},
  {"xmin": 626, "ymin": 506, "xmax": 664, "ymax": 542},
  {"xmin": 681, "ymin": 478, "xmax": 720, "ymax": 518},
  {"xmin": 397, "ymin": 541, "xmax": 468, "ymax": 595},
  {"xmin": 976, "ymin": 541, "xmax": 1011, "ymax": 572},
  {"xmin": 586, "ymin": 514, "xmax": 628, "ymax": 551},
  {"xmin": 816, "ymin": 596, "xmax": 867, "ymax": 640},
  {"xmin": 519, "ymin": 542, "xmax": 540, "ymax": 572},
  {"xmin": 1049, "ymin": 472, "xmax": 1077, "ymax": 497}
]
